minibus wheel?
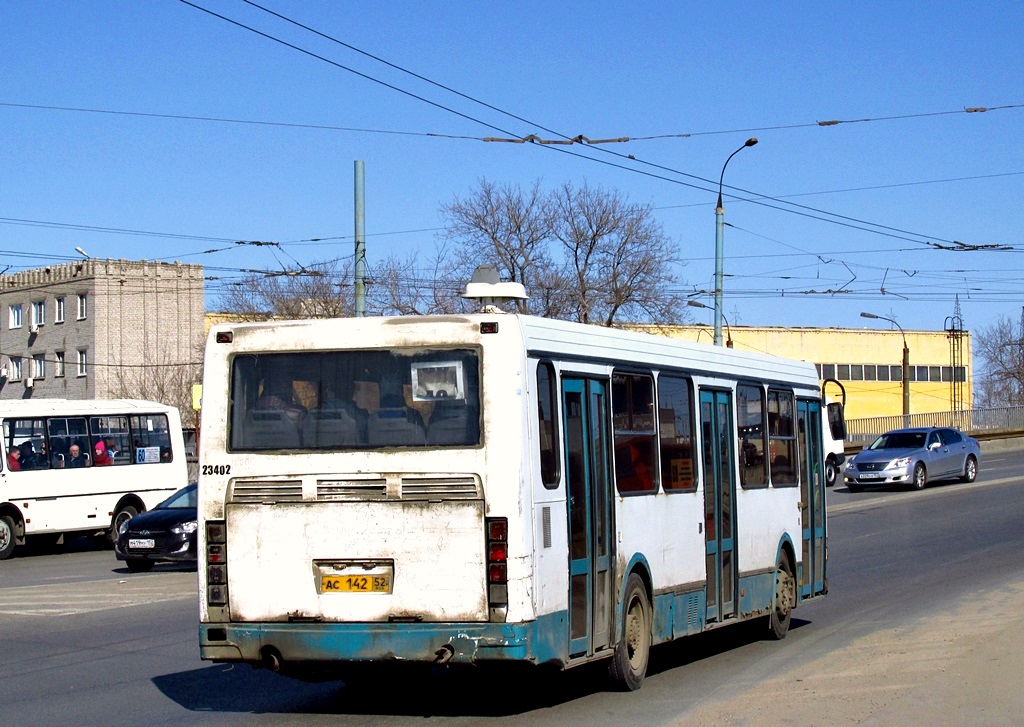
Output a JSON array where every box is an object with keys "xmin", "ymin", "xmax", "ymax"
[{"xmin": 0, "ymin": 515, "xmax": 16, "ymax": 560}]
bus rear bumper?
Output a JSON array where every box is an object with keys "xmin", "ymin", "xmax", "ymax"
[{"xmin": 200, "ymin": 614, "xmax": 566, "ymax": 670}]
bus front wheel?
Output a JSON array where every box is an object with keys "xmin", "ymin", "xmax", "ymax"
[
  {"xmin": 608, "ymin": 573, "xmax": 651, "ymax": 691},
  {"xmin": 0, "ymin": 515, "xmax": 17, "ymax": 560},
  {"xmin": 824, "ymin": 456, "xmax": 837, "ymax": 487}
]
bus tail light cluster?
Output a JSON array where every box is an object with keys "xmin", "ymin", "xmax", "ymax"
[
  {"xmin": 486, "ymin": 517, "xmax": 508, "ymax": 607},
  {"xmin": 206, "ymin": 520, "xmax": 228, "ymax": 607}
]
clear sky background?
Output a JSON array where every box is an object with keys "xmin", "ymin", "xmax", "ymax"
[{"xmin": 3, "ymin": 1, "xmax": 1022, "ymax": 334}]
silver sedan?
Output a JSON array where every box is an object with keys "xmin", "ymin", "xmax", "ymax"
[{"xmin": 844, "ymin": 427, "xmax": 980, "ymax": 492}]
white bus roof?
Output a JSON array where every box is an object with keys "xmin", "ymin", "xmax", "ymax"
[
  {"xmin": 0, "ymin": 399, "xmax": 178, "ymax": 418},
  {"xmin": 210, "ymin": 313, "xmax": 820, "ymax": 391}
]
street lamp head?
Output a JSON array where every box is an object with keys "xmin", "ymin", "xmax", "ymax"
[
  {"xmin": 860, "ymin": 312, "xmax": 879, "ymax": 320},
  {"xmin": 74, "ymin": 247, "xmax": 89, "ymax": 259},
  {"xmin": 744, "ymin": 137, "xmax": 758, "ymax": 147},
  {"xmin": 687, "ymin": 300, "xmax": 711, "ymax": 311}
]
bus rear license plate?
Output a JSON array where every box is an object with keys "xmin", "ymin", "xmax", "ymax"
[
  {"xmin": 321, "ymin": 575, "xmax": 391, "ymax": 593},
  {"xmin": 129, "ymin": 538, "xmax": 155, "ymax": 549}
]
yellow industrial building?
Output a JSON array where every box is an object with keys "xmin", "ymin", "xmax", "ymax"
[{"xmin": 639, "ymin": 325, "xmax": 971, "ymax": 420}]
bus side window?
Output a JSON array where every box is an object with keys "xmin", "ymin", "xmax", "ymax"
[
  {"xmin": 612, "ymin": 372, "xmax": 658, "ymax": 494},
  {"xmin": 537, "ymin": 362, "xmax": 560, "ymax": 489}
]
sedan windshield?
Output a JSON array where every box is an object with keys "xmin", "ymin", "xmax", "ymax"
[{"xmin": 870, "ymin": 431, "xmax": 926, "ymax": 450}]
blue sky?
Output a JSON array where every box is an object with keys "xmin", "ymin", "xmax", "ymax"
[{"xmin": 3, "ymin": 1, "xmax": 1022, "ymax": 333}]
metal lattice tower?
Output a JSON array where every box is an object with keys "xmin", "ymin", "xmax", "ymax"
[{"xmin": 945, "ymin": 296, "xmax": 965, "ymax": 412}]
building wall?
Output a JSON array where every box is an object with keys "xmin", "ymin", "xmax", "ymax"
[
  {"xmin": 0, "ymin": 260, "xmax": 204, "ymax": 406},
  {"xmin": 637, "ymin": 325, "xmax": 972, "ymax": 420}
]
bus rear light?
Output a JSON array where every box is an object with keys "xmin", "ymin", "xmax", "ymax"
[
  {"xmin": 487, "ymin": 518, "xmax": 507, "ymax": 542},
  {"xmin": 207, "ymin": 585, "xmax": 228, "ymax": 607},
  {"xmin": 207, "ymin": 521, "xmax": 227, "ymax": 544},
  {"xmin": 207, "ymin": 544, "xmax": 225, "ymax": 563},
  {"xmin": 485, "ymin": 516, "xmax": 508, "ymax": 608},
  {"xmin": 488, "ymin": 562, "xmax": 507, "ymax": 583},
  {"xmin": 208, "ymin": 564, "xmax": 227, "ymax": 585},
  {"xmin": 206, "ymin": 520, "xmax": 228, "ymax": 607},
  {"xmin": 488, "ymin": 541, "xmax": 507, "ymax": 562}
]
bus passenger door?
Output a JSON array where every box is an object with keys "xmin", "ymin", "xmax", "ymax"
[
  {"xmin": 562, "ymin": 377, "xmax": 614, "ymax": 658},
  {"xmin": 700, "ymin": 389, "xmax": 736, "ymax": 623},
  {"xmin": 797, "ymin": 399, "xmax": 827, "ymax": 598}
]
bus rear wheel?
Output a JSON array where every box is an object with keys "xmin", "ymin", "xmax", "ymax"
[
  {"xmin": 768, "ymin": 550, "xmax": 795, "ymax": 640},
  {"xmin": 608, "ymin": 573, "xmax": 651, "ymax": 691},
  {"xmin": 0, "ymin": 515, "xmax": 16, "ymax": 560},
  {"xmin": 109, "ymin": 505, "xmax": 138, "ymax": 545}
]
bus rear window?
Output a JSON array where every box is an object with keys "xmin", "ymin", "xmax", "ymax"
[{"xmin": 229, "ymin": 349, "xmax": 481, "ymax": 451}]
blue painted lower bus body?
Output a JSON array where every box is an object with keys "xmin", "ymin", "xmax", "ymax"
[
  {"xmin": 200, "ymin": 611, "xmax": 569, "ymax": 670},
  {"xmin": 200, "ymin": 571, "xmax": 798, "ymax": 675}
]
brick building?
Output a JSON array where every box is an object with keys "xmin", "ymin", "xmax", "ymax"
[{"xmin": 0, "ymin": 259, "xmax": 204, "ymax": 407}]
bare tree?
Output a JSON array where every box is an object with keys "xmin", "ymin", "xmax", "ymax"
[
  {"xmin": 111, "ymin": 349, "xmax": 202, "ymax": 425},
  {"xmin": 442, "ymin": 180, "xmax": 566, "ymax": 316},
  {"xmin": 549, "ymin": 182, "xmax": 684, "ymax": 326},
  {"xmin": 444, "ymin": 179, "xmax": 685, "ymax": 325},
  {"xmin": 219, "ymin": 259, "xmax": 354, "ymax": 321},
  {"xmin": 975, "ymin": 314, "xmax": 1024, "ymax": 407},
  {"xmin": 368, "ymin": 247, "xmax": 466, "ymax": 316}
]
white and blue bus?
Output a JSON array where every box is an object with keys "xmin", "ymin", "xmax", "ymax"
[{"xmin": 197, "ymin": 301, "xmax": 833, "ymax": 690}]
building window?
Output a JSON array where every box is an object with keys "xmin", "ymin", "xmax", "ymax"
[
  {"xmin": 820, "ymin": 363, "xmax": 836, "ymax": 380},
  {"xmin": 55, "ymin": 351, "xmax": 65, "ymax": 378},
  {"xmin": 31, "ymin": 300, "xmax": 45, "ymax": 328},
  {"xmin": 77, "ymin": 349, "xmax": 88, "ymax": 377},
  {"xmin": 837, "ymin": 364, "xmax": 850, "ymax": 380},
  {"xmin": 10, "ymin": 357, "xmax": 22, "ymax": 380},
  {"xmin": 55, "ymin": 297, "xmax": 65, "ymax": 323},
  {"xmin": 32, "ymin": 354, "xmax": 46, "ymax": 379},
  {"xmin": 77, "ymin": 294, "xmax": 88, "ymax": 320},
  {"xmin": 9, "ymin": 304, "xmax": 22, "ymax": 329}
]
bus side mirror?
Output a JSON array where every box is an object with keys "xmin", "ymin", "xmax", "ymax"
[{"xmin": 826, "ymin": 401, "xmax": 846, "ymax": 441}]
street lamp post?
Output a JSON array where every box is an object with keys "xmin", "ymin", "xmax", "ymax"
[
  {"xmin": 861, "ymin": 312, "xmax": 911, "ymax": 422},
  {"xmin": 714, "ymin": 137, "xmax": 758, "ymax": 347},
  {"xmin": 688, "ymin": 300, "xmax": 733, "ymax": 348}
]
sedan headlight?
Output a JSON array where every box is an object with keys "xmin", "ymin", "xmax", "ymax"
[
  {"xmin": 172, "ymin": 520, "xmax": 198, "ymax": 535},
  {"xmin": 117, "ymin": 519, "xmax": 132, "ymax": 535},
  {"xmin": 888, "ymin": 456, "xmax": 912, "ymax": 469}
]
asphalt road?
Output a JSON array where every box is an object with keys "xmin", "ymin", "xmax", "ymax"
[{"xmin": 2, "ymin": 446, "xmax": 1022, "ymax": 726}]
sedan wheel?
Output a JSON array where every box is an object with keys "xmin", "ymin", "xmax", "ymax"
[
  {"xmin": 911, "ymin": 462, "xmax": 927, "ymax": 490},
  {"xmin": 960, "ymin": 456, "xmax": 978, "ymax": 483}
]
